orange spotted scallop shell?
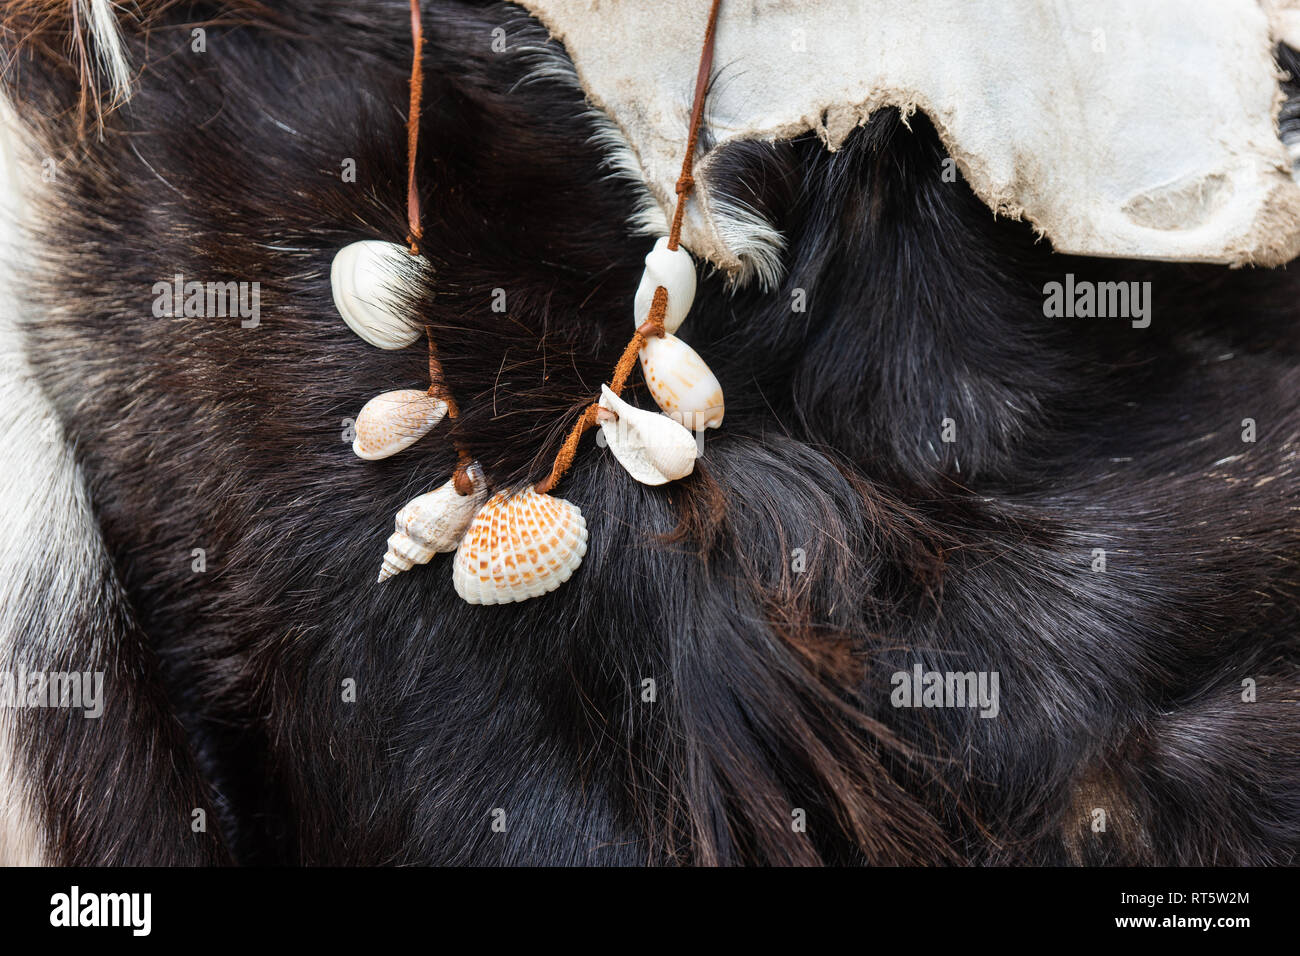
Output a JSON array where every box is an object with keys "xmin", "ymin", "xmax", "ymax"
[{"xmin": 452, "ymin": 489, "xmax": 588, "ymax": 605}]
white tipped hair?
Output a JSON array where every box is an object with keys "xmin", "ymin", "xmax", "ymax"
[
  {"xmin": 79, "ymin": 0, "xmax": 135, "ymax": 109},
  {"xmin": 706, "ymin": 191, "xmax": 788, "ymax": 292},
  {"xmin": 585, "ymin": 120, "xmax": 669, "ymax": 237},
  {"xmin": 510, "ymin": 23, "xmax": 668, "ymax": 240}
]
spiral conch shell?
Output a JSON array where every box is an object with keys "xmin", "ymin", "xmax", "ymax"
[
  {"xmin": 633, "ymin": 237, "xmax": 696, "ymax": 334},
  {"xmin": 352, "ymin": 389, "xmax": 447, "ymax": 460},
  {"xmin": 331, "ymin": 240, "xmax": 423, "ymax": 350},
  {"xmin": 597, "ymin": 385, "xmax": 697, "ymax": 485},
  {"xmin": 378, "ymin": 471, "xmax": 486, "ymax": 582},
  {"xmin": 452, "ymin": 489, "xmax": 588, "ymax": 605},
  {"xmin": 638, "ymin": 332, "xmax": 724, "ymax": 430}
]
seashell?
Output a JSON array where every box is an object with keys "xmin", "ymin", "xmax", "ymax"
[
  {"xmin": 378, "ymin": 469, "xmax": 486, "ymax": 582},
  {"xmin": 638, "ymin": 332, "xmax": 724, "ymax": 430},
  {"xmin": 597, "ymin": 385, "xmax": 697, "ymax": 485},
  {"xmin": 331, "ymin": 240, "xmax": 423, "ymax": 350},
  {"xmin": 452, "ymin": 488, "xmax": 588, "ymax": 605},
  {"xmin": 633, "ymin": 236, "xmax": 696, "ymax": 334},
  {"xmin": 352, "ymin": 389, "xmax": 447, "ymax": 460}
]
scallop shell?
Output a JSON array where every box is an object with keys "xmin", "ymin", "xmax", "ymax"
[
  {"xmin": 331, "ymin": 240, "xmax": 422, "ymax": 350},
  {"xmin": 597, "ymin": 385, "xmax": 697, "ymax": 485},
  {"xmin": 353, "ymin": 389, "xmax": 447, "ymax": 460},
  {"xmin": 452, "ymin": 489, "xmax": 588, "ymax": 605},
  {"xmin": 378, "ymin": 470, "xmax": 486, "ymax": 582},
  {"xmin": 638, "ymin": 332, "xmax": 724, "ymax": 430},
  {"xmin": 633, "ymin": 237, "xmax": 696, "ymax": 334}
]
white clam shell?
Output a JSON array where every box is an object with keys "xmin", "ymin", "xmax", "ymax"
[
  {"xmin": 452, "ymin": 489, "xmax": 588, "ymax": 605},
  {"xmin": 597, "ymin": 385, "xmax": 697, "ymax": 485},
  {"xmin": 352, "ymin": 389, "xmax": 447, "ymax": 460},
  {"xmin": 331, "ymin": 240, "xmax": 422, "ymax": 350},
  {"xmin": 633, "ymin": 237, "xmax": 696, "ymax": 334},
  {"xmin": 638, "ymin": 332, "xmax": 724, "ymax": 430},
  {"xmin": 378, "ymin": 470, "xmax": 487, "ymax": 582}
]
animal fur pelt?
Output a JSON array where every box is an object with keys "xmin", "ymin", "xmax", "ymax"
[{"xmin": 0, "ymin": 0, "xmax": 1296, "ymax": 865}]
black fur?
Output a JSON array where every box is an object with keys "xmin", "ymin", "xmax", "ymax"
[{"xmin": 4, "ymin": 1, "xmax": 1298, "ymax": 864}]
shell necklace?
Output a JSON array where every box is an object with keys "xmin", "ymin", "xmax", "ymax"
[{"xmin": 329, "ymin": 0, "xmax": 724, "ymax": 605}]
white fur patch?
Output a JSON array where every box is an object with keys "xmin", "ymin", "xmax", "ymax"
[{"xmin": 0, "ymin": 94, "xmax": 103, "ymax": 866}]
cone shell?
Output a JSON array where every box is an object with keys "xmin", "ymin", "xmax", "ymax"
[
  {"xmin": 638, "ymin": 333, "xmax": 724, "ymax": 430},
  {"xmin": 378, "ymin": 471, "xmax": 487, "ymax": 582},
  {"xmin": 598, "ymin": 385, "xmax": 697, "ymax": 485},
  {"xmin": 633, "ymin": 237, "xmax": 696, "ymax": 334},
  {"xmin": 353, "ymin": 389, "xmax": 447, "ymax": 460},
  {"xmin": 453, "ymin": 489, "xmax": 588, "ymax": 605},
  {"xmin": 331, "ymin": 240, "xmax": 422, "ymax": 349}
]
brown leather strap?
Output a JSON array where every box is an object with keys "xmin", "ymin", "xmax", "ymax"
[
  {"xmin": 405, "ymin": 0, "xmax": 425, "ymax": 254},
  {"xmin": 427, "ymin": 330, "xmax": 477, "ymax": 495},
  {"xmin": 668, "ymin": 0, "xmax": 721, "ymax": 251},
  {"xmin": 408, "ymin": 7, "xmax": 474, "ymax": 495},
  {"xmin": 425, "ymin": 329, "xmax": 458, "ymax": 419}
]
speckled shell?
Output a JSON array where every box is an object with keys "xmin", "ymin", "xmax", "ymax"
[
  {"xmin": 452, "ymin": 489, "xmax": 588, "ymax": 605},
  {"xmin": 352, "ymin": 389, "xmax": 447, "ymax": 461},
  {"xmin": 378, "ymin": 472, "xmax": 486, "ymax": 582},
  {"xmin": 598, "ymin": 385, "xmax": 697, "ymax": 485},
  {"xmin": 638, "ymin": 332, "xmax": 724, "ymax": 430},
  {"xmin": 633, "ymin": 237, "xmax": 696, "ymax": 334},
  {"xmin": 331, "ymin": 240, "xmax": 422, "ymax": 350}
]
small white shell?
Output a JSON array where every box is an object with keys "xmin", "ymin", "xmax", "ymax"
[
  {"xmin": 331, "ymin": 240, "xmax": 422, "ymax": 350},
  {"xmin": 452, "ymin": 489, "xmax": 588, "ymax": 605},
  {"xmin": 353, "ymin": 389, "xmax": 447, "ymax": 460},
  {"xmin": 633, "ymin": 237, "xmax": 696, "ymax": 334},
  {"xmin": 378, "ymin": 471, "xmax": 486, "ymax": 582},
  {"xmin": 638, "ymin": 332, "xmax": 724, "ymax": 430},
  {"xmin": 597, "ymin": 385, "xmax": 697, "ymax": 485}
]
